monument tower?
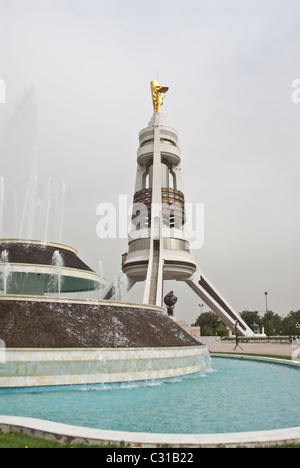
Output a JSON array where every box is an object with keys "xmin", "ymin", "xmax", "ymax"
[{"xmin": 120, "ymin": 81, "xmax": 254, "ymax": 337}]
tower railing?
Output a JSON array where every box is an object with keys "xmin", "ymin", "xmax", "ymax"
[{"xmin": 133, "ymin": 188, "xmax": 185, "ymax": 228}]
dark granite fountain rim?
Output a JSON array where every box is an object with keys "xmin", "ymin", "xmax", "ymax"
[
  {"xmin": 0, "ymin": 239, "xmax": 94, "ymax": 273},
  {"xmin": 0, "ymin": 239, "xmax": 78, "ymax": 254},
  {"xmin": 0, "ymin": 294, "xmax": 165, "ymax": 311},
  {"xmin": 0, "ymin": 296, "xmax": 201, "ymax": 348}
]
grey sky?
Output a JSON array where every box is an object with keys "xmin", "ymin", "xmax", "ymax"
[{"xmin": 0, "ymin": 0, "xmax": 299, "ymax": 323}]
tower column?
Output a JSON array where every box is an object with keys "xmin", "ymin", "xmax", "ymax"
[{"xmin": 143, "ymin": 115, "xmax": 164, "ymax": 306}]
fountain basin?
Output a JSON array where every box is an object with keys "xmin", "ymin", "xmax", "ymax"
[
  {"xmin": 0, "ymin": 357, "xmax": 299, "ymax": 448},
  {"xmin": 0, "ymin": 295, "xmax": 207, "ymax": 388},
  {"xmin": 0, "ymin": 346, "xmax": 209, "ymax": 388}
]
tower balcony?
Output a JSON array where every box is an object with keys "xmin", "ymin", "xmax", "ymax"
[{"xmin": 137, "ymin": 143, "xmax": 181, "ymax": 166}]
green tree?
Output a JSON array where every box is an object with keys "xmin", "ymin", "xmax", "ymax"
[
  {"xmin": 262, "ymin": 311, "xmax": 283, "ymax": 337},
  {"xmin": 215, "ymin": 322, "xmax": 229, "ymax": 337},
  {"xmin": 193, "ymin": 312, "xmax": 228, "ymax": 337},
  {"xmin": 263, "ymin": 311, "xmax": 274, "ymax": 337},
  {"xmin": 240, "ymin": 311, "xmax": 263, "ymax": 331},
  {"xmin": 281, "ymin": 310, "xmax": 300, "ymax": 336}
]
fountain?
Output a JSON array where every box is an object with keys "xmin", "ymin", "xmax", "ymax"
[
  {"xmin": 18, "ymin": 163, "xmax": 38, "ymax": 239},
  {"xmin": 0, "ymin": 176, "xmax": 4, "ymax": 239},
  {"xmin": 0, "ymin": 239, "xmax": 103, "ymax": 297},
  {"xmin": 43, "ymin": 177, "xmax": 52, "ymax": 243},
  {"xmin": 58, "ymin": 182, "xmax": 66, "ymax": 244},
  {"xmin": 97, "ymin": 260, "xmax": 105, "ymax": 299},
  {"xmin": 112, "ymin": 270, "xmax": 129, "ymax": 301},
  {"xmin": 0, "ymin": 240, "xmax": 206, "ymax": 387},
  {"xmin": 52, "ymin": 250, "xmax": 64, "ymax": 294},
  {"xmin": 0, "ymin": 250, "xmax": 10, "ymax": 294},
  {"xmin": 0, "ymin": 249, "xmax": 9, "ymax": 264},
  {"xmin": 0, "ymin": 80, "xmax": 298, "ymax": 449},
  {"xmin": 0, "ymin": 166, "xmax": 67, "ymax": 244},
  {"xmin": 0, "ymin": 83, "xmax": 213, "ymax": 399}
]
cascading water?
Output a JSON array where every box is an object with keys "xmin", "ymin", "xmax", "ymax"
[
  {"xmin": 97, "ymin": 260, "xmax": 105, "ymax": 299},
  {"xmin": 52, "ymin": 250, "xmax": 64, "ymax": 294},
  {"xmin": 0, "ymin": 171, "xmax": 67, "ymax": 243},
  {"xmin": 113, "ymin": 271, "xmax": 129, "ymax": 301},
  {"xmin": 0, "ymin": 250, "xmax": 11, "ymax": 294}
]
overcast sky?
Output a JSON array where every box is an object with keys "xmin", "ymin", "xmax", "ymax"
[{"xmin": 0, "ymin": 0, "xmax": 299, "ymax": 323}]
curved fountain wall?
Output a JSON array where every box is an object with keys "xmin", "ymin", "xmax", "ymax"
[
  {"xmin": 0, "ymin": 239, "xmax": 103, "ymax": 295},
  {"xmin": 0, "ymin": 296, "xmax": 209, "ymax": 388}
]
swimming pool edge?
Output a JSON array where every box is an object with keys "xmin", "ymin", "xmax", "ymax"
[
  {"xmin": 211, "ymin": 353, "xmax": 300, "ymax": 367},
  {"xmin": 0, "ymin": 415, "xmax": 299, "ymax": 448}
]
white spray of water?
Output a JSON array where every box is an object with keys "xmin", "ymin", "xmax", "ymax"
[
  {"xmin": 44, "ymin": 176, "xmax": 52, "ymax": 242},
  {"xmin": 113, "ymin": 271, "xmax": 129, "ymax": 301},
  {"xmin": 50, "ymin": 181, "xmax": 66, "ymax": 243},
  {"xmin": 0, "ymin": 176, "xmax": 4, "ymax": 238},
  {"xmin": 26, "ymin": 159, "xmax": 38, "ymax": 239},
  {"xmin": 0, "ymin": 250, "xmax": 8, "ymax": 264},
  {"xmin": 1, "ymin": 155, "xmax": 67, "ymax": 242},
  {"xmin": 52, "ymin": 250, "xmax": 64, "ymax": 294},
  {"xmin": 13, "ymin": 191, "xmax": 19, "ymax": 238},
  {"xmin": 19, "ymin": 163, "xmax": 38, "ymax": 239},
  {"xmin": 97, "ymin": 260, "xmax": 105, "ymax": 299},
  {"xmin": 58, "ymin": 182, "xmax": 66, "ymax": 243},
  {"xmin": 43, "ymin": 179, "xmax": 66, "ymax": 242},
  {"xmin": 0, "ymin": 250, "xmax": 11, "ymax": 294},
  {"xmin": 98, "ymin": 260, "xmax": 104, "ymax": 278}
]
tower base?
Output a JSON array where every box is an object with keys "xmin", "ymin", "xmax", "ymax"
[
  {"xmin": 105, "ymin": 260, "xmax": 255, "ymax": 337},
  {"xmin": 185, "ymin": 268, "xmax": 254, "ymax": 336}
]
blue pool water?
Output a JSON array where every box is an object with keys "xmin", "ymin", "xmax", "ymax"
[{"xmin": 0, "ymin": 357, "xmax": 299, "ymax": 434}]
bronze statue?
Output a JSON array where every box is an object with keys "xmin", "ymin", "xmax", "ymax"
[{"xmin": 164, "ymin": 290, "xmax": 178, "ymax": 317}]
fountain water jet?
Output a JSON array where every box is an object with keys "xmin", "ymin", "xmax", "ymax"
[
  {"xmin": 19, "ymin": 163, "xmax": 38, "ymax": 239},
  {"xmin": 3, "ymin": 167, "xmax": 67, "ymax": 243},
  {"xmin": 52, "ymin": 250, "xmax": 64, "ymax": 294},
  {"xmin": 13, "ymin": 191, "xmax": 19, "ymax": 238},
  {"xmin": 113, "ymin": 271, "xmax": 129, "ymax": 301},
  {"xmin": 0, "ymin": 250, "xmax": 11, "ymax": 294},
  {"xmin": 97, "ymin": 260, "xmax": 105, "ymax": 299},
  {"xmin": 58, "ymin": 182, "xmax": 66, "ymax": 244},
  {"xmin": 43, "ymin": 177, "xmax": 52, "ymax": 242},
  {"xmin": 0, "ymin": 177, "xmax": 4, "ymax": 239}
]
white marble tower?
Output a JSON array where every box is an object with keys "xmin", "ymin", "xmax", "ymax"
[{"xmin": 116, "ymin": 82, "xmax": 254, "ymax": 337}]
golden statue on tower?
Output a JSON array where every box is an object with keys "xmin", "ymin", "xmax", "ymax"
[{"xmin": 151, "ymin": 80, "xmax": 169, "ymax": 113}]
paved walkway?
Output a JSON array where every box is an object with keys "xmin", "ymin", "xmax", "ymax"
[{"xmin": 208, "ymin": 341, "xmax": 299, "ymax": 358}]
